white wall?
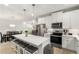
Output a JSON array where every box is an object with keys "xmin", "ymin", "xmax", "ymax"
[
  {"xmin": 0, "ymin": 16, "xmax": 33, "ymax": 34},
  {"xmin": 0, "ymin": 20, "xmax": 33, "ymax": 34},
  {"xmin": 0, "ymin": 5, "xmax": 34, "ymax": 34}
]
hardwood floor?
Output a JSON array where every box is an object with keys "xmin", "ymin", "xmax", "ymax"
[
  {"xmin": 52, "ymin": 47, "xmax": 76, "ymax": 54},
  {"xmin": 0, "ymin": 42, "xmax": 77, "ymax": 54},
  {"xmin": 0, "ymin": 42, "xmax": 16, "ymax": 54}
]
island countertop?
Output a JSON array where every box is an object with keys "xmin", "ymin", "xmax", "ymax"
[{"xmin": 13, "ymin": 34, "xmax": 49, "ymax": 47}]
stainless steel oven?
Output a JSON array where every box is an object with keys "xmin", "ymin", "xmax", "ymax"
[{"xmin": 50, "ymin": 32, "xmax": 62, "ymax": 45}]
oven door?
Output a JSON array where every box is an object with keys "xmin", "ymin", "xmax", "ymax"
[{"xmin": 50, "ymin": 35, "xmax": 62, "ymax": 45}]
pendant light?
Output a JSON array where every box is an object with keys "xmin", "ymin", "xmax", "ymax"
[
  {"xmin": 32, "ymin": 4, "xmax": 38, "ymax": 24},
  {"xmin": 23, "ymin": 8, "xmax": 26, "ymax": 20},
  {"xmin": 32, "ymin": 4, "xmax": 35, "ymax": 18},
  {"xmin": 32, "ymin": 4, "xmax": 38, "ymax": 30},
  {"xmin": 32, "ymin": 4, "xmax": 35, "ymax": 24}
]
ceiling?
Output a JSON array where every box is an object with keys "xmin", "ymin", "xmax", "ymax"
[{"xmin": 0, "ymin": 4, "xmax": 78, "ymax": 21}]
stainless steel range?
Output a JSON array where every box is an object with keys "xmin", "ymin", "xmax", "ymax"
[
  {"xmin": 50, "ymin": 22, "xmax": 63, "ymax": 45},
  {"xmin": 50, "ymin": 32, "xmax": 62, "ymax": 45}
]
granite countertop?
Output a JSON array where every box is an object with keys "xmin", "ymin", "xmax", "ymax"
[
  {"xmin": 73, "ymin": 35, "xmax": 79, "ymax": 41},
  {"xmin": 13, "ymin": 34, "xmax": 48, "ymax": 47},
  {"xmin": 63, "ymin": 34, "xmax": 79, "ymax": 41}
]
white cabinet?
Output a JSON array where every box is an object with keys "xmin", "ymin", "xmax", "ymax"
[
  {"xmin": 76, "ymin": 46, "xmax": 79, "ymax": 53},
  {"xmin": 63, "ymin": 10, "xmax": 79, "ymax": 29},
  {"xmin": 63, "ymin": 13, "xmax": 71, "ymax": 28},
  {"xmin": 62, "ymin": 36, "xmax": 76, "ymax": 51},
  {"xmin": 76, "ymin": 47, "xmax": 79, "ymax": 53},
  {"xmin": 62, "ymin": 36, "xmax": 79, "ymax": 54},
  {"xmin": 75, "ymin": 40, "xmax": 79, "ymax": 54}
]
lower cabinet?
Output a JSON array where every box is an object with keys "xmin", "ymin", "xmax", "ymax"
[
  {"xmin": 62, "ymin": 36, "xmax": 76, "ymax": 51},
  {"xmin": 75, "ymin": 41, "xmax": 79, "ymax": 54},
  {"xmin": 76, "ymin": 47, "xmax": 79, "ymax": 54},
  {"xmin": 60, "ymin": 36, "xmax": 79, "ymax": 54}
]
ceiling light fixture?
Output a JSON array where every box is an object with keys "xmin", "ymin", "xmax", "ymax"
[
  {"xmin": 32, "ymin": 4, "xmax": 36, "ymax": 24},
  {"xmin": 23, "ymin": 9, "xmax": 26, "ymax": 11},
  {"xmin": 32, "ymin": 4, "xmax": 35, "ymax": 6},
  {"xmin": 32, "ymin": 4, "xmax": 35, "ymax": 17},
  {"xmin": 23, "ymin": 8, "xmax": 26, "ymax": 20}
]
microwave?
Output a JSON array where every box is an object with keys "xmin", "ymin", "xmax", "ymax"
[{"xmin": 51, "ymin": 22, "xmax": 62, "ymax": 29}]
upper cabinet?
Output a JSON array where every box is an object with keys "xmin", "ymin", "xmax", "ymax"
[
  {"xmin": 63, "ymin": 12, "xmax": 71, "ymax": 29},
  {"xmin": 38, "ymin": 9, "xmax": 79, "ymax": 29},
  {"xmin": 51, "ymin": 12, "xmax": 63, "ymax": 23},
  {"xmin": 69, "ymin": 10, "xmax": 79, "ymax": 29},
  {"xmin": 38, "ymin": 12, "xmax": 63, "ymax": 29},
  {"xmin": 63, "ymin": 9, "xmax": 79, "ymax": 29}
]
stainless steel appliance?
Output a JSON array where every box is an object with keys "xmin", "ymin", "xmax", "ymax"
[
  {"xmin": 51, "ymin": 22, "xmax": 62, "ymax": 29},
  {"xmin": 50, "ymin": 22, "xmax": 62, "ymax": 45},
  {"xmin": 50, "ymin": 32, "xmax": 62, "ymax": 45},
  {"xmin": 32, "ymin": 24, "xmax": 47, "ymax": 36}
]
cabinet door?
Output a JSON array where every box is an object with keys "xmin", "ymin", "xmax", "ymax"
[
  {"xmin": 76, "ymin": 44, "xmax": 79, "ymax": 54},
  {"xmin": 67, "ymin": 38, "xmax": 75, "ymax": 50},
  {"xmin": 62, "ymin": 36, "xmax": 70, "ymax": 48},
  {"xmin": 75, "ymin": 41, "xmax": 79, "ymax": 54},
  {"xmin": 76, "ymin": 47, "xmax": 79, "ymax": 54},
  {"xmin": 62, "ymin": 36, "xmax": 68, "ymax": 48},
  {"xmin": 62, "ymin": 36, "xmax": 75, "ymax": 50}
]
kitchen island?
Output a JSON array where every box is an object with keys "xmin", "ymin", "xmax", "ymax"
[{"xmin": 12, "ymin": 34, "xmax": 50, "ymax": 54}]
